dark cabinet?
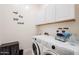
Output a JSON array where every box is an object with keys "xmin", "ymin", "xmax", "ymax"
[{"xmin": 0, "ymin": 41, "xmax": 19, "ymax": 55}]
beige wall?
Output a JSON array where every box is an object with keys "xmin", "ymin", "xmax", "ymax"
[
  {"xmin": 37, "ymin": 5, "xmax": 79, "ymax": 38},
  {"xmin": 0, "ymin": 4, "xmax": 79, "ymax": 55},
  {"xmin": 0, "ymin": 4, "xmax": 40, "ymax": 55}
]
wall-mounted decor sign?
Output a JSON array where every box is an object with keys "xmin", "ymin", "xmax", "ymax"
[
  {"xmin": 17, "ymin": 22, "xmax": 24, "ymax": 24},
  {"xmin": 19, "ymin": 15, "xmax": 23, "ymax": 18},
  {"xmin": 12, "ymin": 11, "xmax": 24, "ymax": 25},
  {"xmin": 13, "ymin": 18, "xmax": 19, "ymax": 21},
  {"xmin": 13, "ymin": 11, "xmax": 18, "ymax": 14}
]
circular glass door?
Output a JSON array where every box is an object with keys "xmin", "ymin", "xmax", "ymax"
[
  {"xmin": 32, "ymin": 43, "xmax": 37, "ymax": 55},
  {"xmin": 32, "ymin": 42, "xmax": 41, "ymax": 55}
]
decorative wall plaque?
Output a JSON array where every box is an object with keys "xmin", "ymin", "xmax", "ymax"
[
  {"xmin": 13, "ymin": 18, "xmax": 19, "ymax": 21},
  {"xmin": 13, "ymin": 11, "xmax": 18, "ymax": 14},
  {"xmin": 19, "ymin": 15, "xmax": 23, "ymax": 18},
  {"xmin": 17, "ymin": 22, "xmax": 24, "ymax": 24},
  {"xmin": 12, "ymin": 11, "xmax": 24, "ymax": 24}
]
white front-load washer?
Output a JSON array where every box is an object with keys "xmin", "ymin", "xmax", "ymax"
[
  {"xmin": 32, "ymin": 35, "xmax": 58, "ymax": 55},
  {"xmin": 42, "ymin": 45, "xmax": 58, "ymax": 55},
  {"xmin": 32, "ymin": 36, "xmax": 43, "ymax": 55},
  {"xmin": 32, "ymin": 35, "xmax": 79, "ymax": 55}
]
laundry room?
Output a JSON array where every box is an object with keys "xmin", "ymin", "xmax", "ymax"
[
  {"xmin": 0, "ymin": 4, "xmax": 79, "ymax": 55},
  {"xmin": 33, "ymin": 4, "xmax": 79, "ymax": 55}
]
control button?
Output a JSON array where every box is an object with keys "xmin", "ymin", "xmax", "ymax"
[
  {"xmin": 63, "ymin": 27, "xmax": 69, "ymax": 29},
  {"xmin": 62, "ymin": 30, "xmax": 65, "ymax": 33},
  {"xmin": 58, "ymin": 28, "xmax": 62, "ymax": 29},
  {"xmin": 52, "ymin": 45, "xmax": 55, "ymax": 49},
  {"xmin": 44, "ymin": 32, "xmax": 49, "ymax": 35},
  {"xmin": 35, "ymin": 38, "xmax": 36, "ymax": 40},
  {"xmin": 56, "ymin": 30, "xmax": 59, "ymax": 32}
]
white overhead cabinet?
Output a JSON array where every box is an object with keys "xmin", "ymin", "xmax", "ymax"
[
  {"xmin": 44, "ymin": 5, "xmax": 56, "ymax": 21},
  {"xmin": 36, "ymin": 8, "xmax": 46, "ymax": 24},
  {"xmin": 36, "ymin": 5, "xmax": 55, "ymax": 24},
  {"xmin": 55, "ymin": 4, "xmax": 75, "ymax": 21},
  {"xmin": 36, "ymin": 4, "xmax": 75, "ymax": 25}
]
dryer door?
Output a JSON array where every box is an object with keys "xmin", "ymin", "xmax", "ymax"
[{"xmin": 32, "ymin": 42, "xmax": 40, "ymax": 55}]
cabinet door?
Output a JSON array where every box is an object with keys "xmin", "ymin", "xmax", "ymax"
[
  {"xmin": 44, "ymin": 4, "xmax": 56, "ymax": 21},
  {"xmin": 55, "ymin": 4, "xmax": 75, "ymax": 20},
  {"xmin": 36, "ymin": 8, "xmax": 46, "ymax": 24},
  {"xmin": 36, "ymin": 4, "xmax": 56, "ymax": 24},
  {"xmin": 10, "ymin": 45, "xmax": 19, "ymax": 55}
]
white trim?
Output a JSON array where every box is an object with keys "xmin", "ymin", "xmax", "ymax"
[{"xmin": 36, "ymin": 19, "xmax": 75, "ymax": 26}]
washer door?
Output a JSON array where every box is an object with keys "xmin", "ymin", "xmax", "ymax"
[{"xmin": 32, "ymin": 42, "xmax": 40, "ymax": 55}]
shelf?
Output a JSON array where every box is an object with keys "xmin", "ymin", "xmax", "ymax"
[{"xmin": 36, "ymin": 19, "xmax": 76, "ymax": 26}]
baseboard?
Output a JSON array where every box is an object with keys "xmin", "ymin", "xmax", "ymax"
[{"xmin": 23, "ymin": 48, "xmax": 32, "ymax": 55}]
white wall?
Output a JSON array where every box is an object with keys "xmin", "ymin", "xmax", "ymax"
[
  {"xmin": 35, "ymin": 4, "xmax": 56, "ymax": 24},
  {"xmin": 0, "ymin": 4, "xmax": 41, "ymax": 54},
  {"xmin": 0, "ymin": 6, "xmax": 4, "ymax": 45}
]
